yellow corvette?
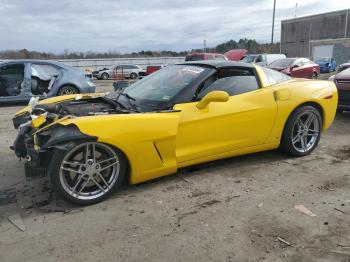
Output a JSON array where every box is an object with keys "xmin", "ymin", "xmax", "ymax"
[{"xmin": 12, "ymin": 61, "xmax": 338, "ymax": 205}]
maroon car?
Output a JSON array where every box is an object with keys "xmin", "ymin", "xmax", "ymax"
[
  {"xmin": 333, "ymin": 68, "xmax": 350, "ymax": 112},
  {"xmin": 185, "ymin": 52, "xmax": 228, "ymax": 61},
  {"xmin": 268, "ymin": 58, "xmax": 320, "ymax": 79},
  {"xmin": 337, "ymin": 61, "xmax": 350, "ymax": 72}
]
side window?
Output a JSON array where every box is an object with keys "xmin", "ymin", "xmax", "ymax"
[
  {"xmin": 31, "ymin": 64, "xmax": 60, "ymax": 95},
  {"xmin": 215, "ymin": 55, "xmax": 226, "ymax": 61},
  {"xmin": 262, "ymin": 67, "xmax": 291, "ymax": 85},
  {"xmin": 293, "ymin": 59, "xmax": 303, "ymax": 67},
  {"xmin": 255, "ymin": 55, "xmax": 264, "ymax": 63},
  {"xmin": 0, "ymin": 64, "xmax": 25, "ymax": 96},
  {"xmin": 197, "ymin": 68, "xmax": 259, "ymax": 99}
]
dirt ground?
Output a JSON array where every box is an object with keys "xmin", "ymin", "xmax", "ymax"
[{"xmin": 1, "ymin": 75, "xmax": 350, "ymax": 262}]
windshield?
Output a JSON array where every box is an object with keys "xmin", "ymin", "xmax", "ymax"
[
  {"xmin": 316, "ymin": 58, "xmax": 330, "ymax": 63},
  {"xmin": 241, "ymin": 55, "xmax": 257, "ymax": 63},
  {"xmin": 116, "ymin": 65, "xmax": 207, "ymax": 110},
  {"xmin": 269, "ymin": 58, "xmax": 294, "ymax": 68}
]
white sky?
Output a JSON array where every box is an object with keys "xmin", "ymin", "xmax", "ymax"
[{"xmin": 0, "ymin": 0, "xmax": 349, "ymax": 53}]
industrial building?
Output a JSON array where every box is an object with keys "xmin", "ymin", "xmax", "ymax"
[{"xmin": 281, "ymin": 9, "xmax": 350, "ymax": 64}]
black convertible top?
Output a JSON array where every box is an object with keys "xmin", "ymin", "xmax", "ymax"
[{"xmin": 178, "ymin": 60, "xmax": 255, "ymax": 69}]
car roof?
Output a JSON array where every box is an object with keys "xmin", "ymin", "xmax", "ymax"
[{"xmin": 178, "ymin": 60, "xmax": 254, "ymax": 69}]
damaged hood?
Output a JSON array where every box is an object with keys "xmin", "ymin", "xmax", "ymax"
[{"xmin": 15, "ymin": 93, "xmax": 105, "ymax": 117}]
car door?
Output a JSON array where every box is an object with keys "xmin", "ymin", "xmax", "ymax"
[
  {"xmin": 0, "ymin": 62, "xmax": 30, "ymax": 102},
  {"xmin": 174, "ymin": 68, "xmax": 277, "ymax": 164}
]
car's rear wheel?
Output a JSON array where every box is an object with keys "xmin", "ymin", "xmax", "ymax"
[
  {"xmin": 58, "ymin": 85, "xmax": 79, "ymax": 96},
  {"xmin": 280, "ymin": 105, "xmax": 322, "ymax": 157},
  {"xmin": 312, "ymin": 72, "xmax": 318, "ymax": 79},
  {"xmin": 130, "ymin": 72, "xmax": 138, "ymax": 79},
  {"xmin": 101, "ymin": 73, "xmax": 109, "ymax": 80},
  {"xmin": 49, "ymin": 142, "xmax": 126, "ymax": 205}
]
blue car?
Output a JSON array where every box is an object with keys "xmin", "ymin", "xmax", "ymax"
[
  {"xmin": 314, "ymin": 57, "xmax": 337, "ymax": 73},
  {"xmin": 0, "ymin": 60, "xmax": 96, "ymax": 103}
]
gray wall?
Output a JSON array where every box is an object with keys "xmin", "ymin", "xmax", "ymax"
[
  {"xmin": 281, "ymin": 9, "xmax": 350, "ymax": 58},
  {"xmin": 0, "ymin": 57, "xmax": 186, "ymax": 70},
  {"xmin": 58, "ymin": 57, "xmax": 185, "ymax": 70}
]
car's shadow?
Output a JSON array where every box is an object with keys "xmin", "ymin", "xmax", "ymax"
[{"xmin": 0, "ymin": 149, "xmax": 292, "ymax": 215}]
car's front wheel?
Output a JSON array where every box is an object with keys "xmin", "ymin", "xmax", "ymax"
[
  {"xmin": 58, "ymin": 85, "xmax": 79, "ymax": 96},
  {"xmin": 49, "ymin": 142, "xmax": 126, "ymax": 205},
  {"xmin": 280, "ymin": 105, "xmax": 322, "ymax": 157},
  {"xmin": 312, "ymin": 72, "xmax": 318, "ymax": 79},
  {"xmin": 130, "ymin": 72, "xmax": 138, "ymax": 79},
  {"xmin": 101, "ymin": 73, "xmax": 109, "ymax": 80}
]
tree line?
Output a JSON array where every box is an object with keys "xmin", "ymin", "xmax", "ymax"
[{"xmin": 0, "ymin": 38, "xmax": 280, "ymax": 60}]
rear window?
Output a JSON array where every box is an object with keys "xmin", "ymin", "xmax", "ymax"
[
  {"xmin": 185, "ymin": 54, "xmax": 205, "ymax": 61},
  {"xmin": 262, "ymin": 67, "xmax": 291, "ymax": 85},
  {"xmin": 269, "ymin": 59, "xmax": 294, "ymax": 68}
]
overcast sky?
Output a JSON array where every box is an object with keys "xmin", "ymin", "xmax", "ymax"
[{"xmin": 0, "ymin": 0, "xmax": 349, "ymax": 53}]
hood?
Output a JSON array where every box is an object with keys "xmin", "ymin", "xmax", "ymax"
[
  {"xmin": 316, "ymin": 61, "xmax": 330, "ymax": 66},
  {"xmin": 224, "ymin": 49, "xmax": 247, "ymax": 61},
  {"xmin": 335, "ymin": 67, "xmax": 350, "ymax": 80},
  {"xmin": 12, "ymin": 93, "xmax": 129, "ymax": 130},
  {"xmin": 15, "ymin": 93, "xmax": 105, "ymax": 117}
]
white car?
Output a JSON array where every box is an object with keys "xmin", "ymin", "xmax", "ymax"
[
  {"xmin": 93, "ymin": 64, "xmax": 145, "ymax": 80},
  {"xmin": 241, "ymin": 54, "xmax": 286, "ymax": 67}
]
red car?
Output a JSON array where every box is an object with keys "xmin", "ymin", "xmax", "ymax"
[
  {"xmin": 333, "ymin": 68, "xmax": 350, "ymax": 112},
  {"xmin": 268, "ymin": 58, "xmax": 320, "ymax": 79},
  {"xmin": 185, "ymin": 52, "xmax": 228, "ymax": 61}
]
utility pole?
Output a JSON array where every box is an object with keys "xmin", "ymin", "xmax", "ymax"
[
  {"xmin": 294, "ymin": 3, "xmax": 298, "ymax": 18},
  {"xmin": 203, "ymin": 40, "xmax": 206, "ymax": 53},
  {"xmin": 271, "ymin": 0, "xmax": 276, "ymax": 44}
]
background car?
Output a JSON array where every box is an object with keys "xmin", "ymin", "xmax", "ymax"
[
  {"xmin": 268, "ymin": 58, "xmax": 320, "ymax": 79},
  {"xmin": 12, "ymin": 61, "xmax": 337, "ymax": 205},
  {"xmin": 337, "ymin": 61, "xmax": 350, "ymax": 72},
  {"xmin": 314, "ymin": 57, "xmax": 337, "ymax": 73},
  {"xmin": 185, "ymin": 52, "xmax": 228, "ymax": 61},
  {"xmin": 93, "ymin": 64, "xmax": 145, "ymax": 80},
  {"xmin": 332, "ymin": 67, "xmax": 350, "ymax": 112},
  {"xmin": 0, "ymin": 60, "xmax": 95, "ymax": 103},
  {"xmin": 241, "ymin": 53, "xmax": 286, "ymax": 66}
]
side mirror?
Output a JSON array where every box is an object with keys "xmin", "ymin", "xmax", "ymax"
[
  {"xmin": 196, "ymin": 91, "xmax": 229, "ymax": 109},
  {"xmin": 113, "ymin": 81, "xmax": 130, "ymax": 91}
]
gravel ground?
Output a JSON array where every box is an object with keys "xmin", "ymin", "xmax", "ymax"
[{"xmin": 1, "ymin": 74, "xmax": 350, "ymax": 262}]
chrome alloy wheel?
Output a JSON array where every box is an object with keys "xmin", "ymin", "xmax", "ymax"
[
  {"xmin": 291, "ymin": 111, "xmax": 320, "ymax": 153},
  {"xmin": 59, "ymin": 142, "xmax": 120, "ymax": 200}
]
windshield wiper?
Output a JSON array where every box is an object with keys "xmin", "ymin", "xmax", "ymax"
[
  {"xmin": 120, "ymin": 92, "xmax": 136, "ymax": 101},
  {"xmin": 118, "ymin": 92, "xmax": 140, "ymax": 112}
]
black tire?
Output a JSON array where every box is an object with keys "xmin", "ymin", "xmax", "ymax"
[
  {"xmin": 101, "ymin": 73, "xmax": 109, "ymax": 80},
  {"xmin": 58, "ymin": 85, "xmax": 79, "ymax": 96},
  {"xmin": 130, "ymin": 72, "xmax": 138, "ymax": 79},
  {"xmin": 312, "ymin": 72, "xmax": 318, "ymax": 79},
  {"xmin": 280, "ymin": 105, "xmax": 322, "ymax": 157},
  {"xmin": 49, "ymin": 141, "xmax": 127, "ymax": 205}
]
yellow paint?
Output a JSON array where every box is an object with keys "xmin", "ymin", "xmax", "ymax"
[
  {"xmin": 15, "ymin": 67, "xmax": 338, "ymax": 184},
  {"xmin": 31, "ymin": 115, "xmax": 47, "ymax": 128}
]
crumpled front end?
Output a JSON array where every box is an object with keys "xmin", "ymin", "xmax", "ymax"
[{"xmin": 11, "ymin": 96, "xmax": 116, "ymax": 177}]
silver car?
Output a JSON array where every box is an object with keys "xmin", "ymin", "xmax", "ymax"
[
  {"xmin": 93, "ymin": 64, "xmax": 145, "ymax": 80},
  {"xmin": 0, "ymin": 60, "xmax": 95, "ymax": 103}
]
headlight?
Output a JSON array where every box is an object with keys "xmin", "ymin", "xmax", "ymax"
[
  {"xmin": 88, "ymin": 81, "xmax": 95, "ymax": 87},
  {"xmin": 328, "ymin": 75, "xmax": 336, "ymax": 81}
]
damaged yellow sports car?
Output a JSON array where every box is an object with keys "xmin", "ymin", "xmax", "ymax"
[{"xmin": 12, "ymin": 61, "xmax": 338, "ymax": 205}]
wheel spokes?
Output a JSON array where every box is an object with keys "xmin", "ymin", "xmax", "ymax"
[
  {"xmin": 291, "ymin": 111, "xmax": 320, "ymax": 153},
  {"xmin": 59, "ymin": 142, "xmax": 120, "ymax": 200}
]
